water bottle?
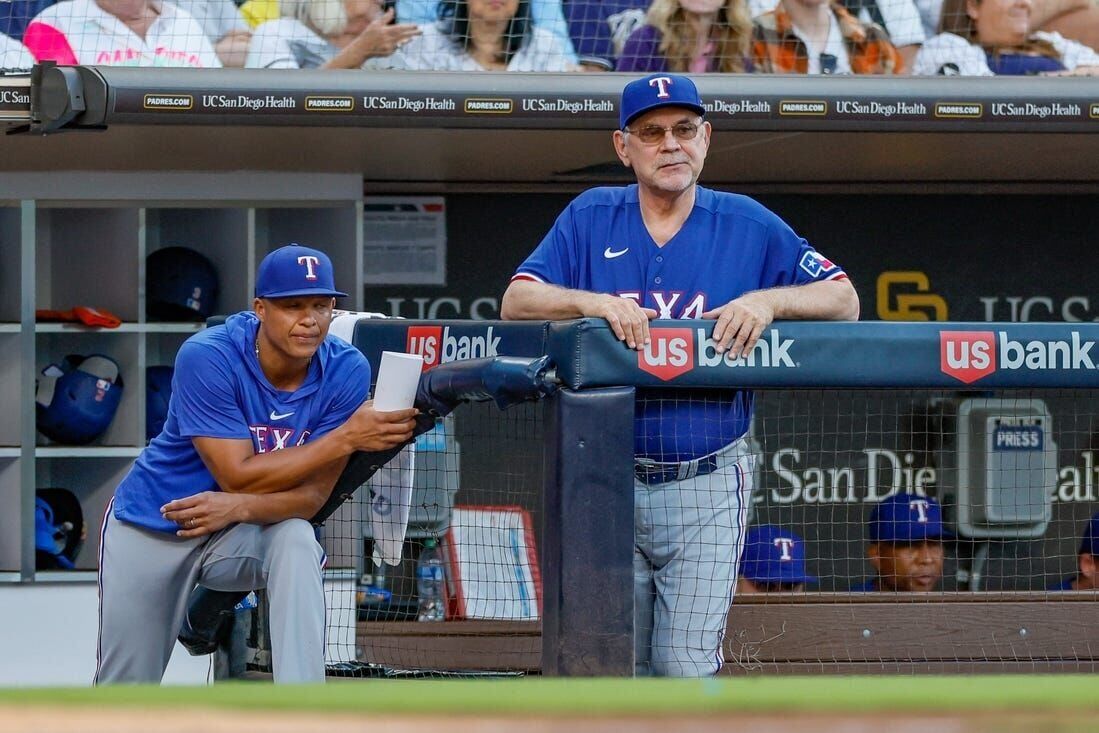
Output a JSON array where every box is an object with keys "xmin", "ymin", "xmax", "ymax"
[{"xmin": 416, "ymin": 538, "xmax": 446, "ymax": 622}]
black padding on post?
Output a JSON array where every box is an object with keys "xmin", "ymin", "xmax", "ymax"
[{"xmin": 543, "ymin": 386, "xmax": 635, "ymax": 676}]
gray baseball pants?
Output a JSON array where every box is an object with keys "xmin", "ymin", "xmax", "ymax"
[
  {"xmin": 95, "ymin": 500, "xmax": 327, "ymax": 684},
  {"xmin": 634, "ymin": 439, "xmax": 753, "ymax": 677}
]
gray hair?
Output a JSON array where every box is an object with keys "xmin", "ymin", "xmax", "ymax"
[{"xmin": 282, "ymin": 0, "xmax": 348, "ymax": 36}]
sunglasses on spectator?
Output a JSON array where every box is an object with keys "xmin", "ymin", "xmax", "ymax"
[{"xmin": 623, "ymin": 121, "xmax": 702, "ymax": 144}]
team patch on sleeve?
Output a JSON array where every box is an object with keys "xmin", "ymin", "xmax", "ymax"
[{"xmin": 798, "ymin": 250, "xmax": 838, "ymax": 278}]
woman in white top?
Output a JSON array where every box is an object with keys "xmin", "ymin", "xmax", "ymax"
[
  {"xmin": 380, "ymin": 0, "xmax": 573, "ymax": 71},
  {"xmin": 246, "ymin": 0, "xmax": 420, "ymax": 68},
  {"xmin": 913, "ymin": 0, "xmax": 1099, "ymax": 73}
]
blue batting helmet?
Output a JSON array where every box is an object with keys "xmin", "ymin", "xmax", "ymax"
[
  {"xmin": 147, "ymin": 246, "xmax": 219, "ymax": 321},
  {"xmin": 35, "ymin": 354, "xmax": 124, "ymax": 445}
]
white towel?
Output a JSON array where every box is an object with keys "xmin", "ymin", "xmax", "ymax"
[{"xmin": 329, "ymin": 310, "xmax": 414, "ymax": 567}]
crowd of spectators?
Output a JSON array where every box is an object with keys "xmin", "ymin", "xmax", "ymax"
[{"xmin": 3, "ymin": 0, "xmax": 1099, "ymax": 74}]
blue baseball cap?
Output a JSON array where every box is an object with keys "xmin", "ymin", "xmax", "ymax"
[
  {"xmin": 1079, "ymin": 512, "xmax": 1099, "ymax": 555},
  {"xmin": 869, "ymin": 493, "xmax": 952, "ymax": 543},
  {"xmin": 739, "ymin": 525, "xmax": 816, "ymax": 584},
  {"xmin": 255, "ymin": 244, "xmax": 347, "ymax": 299},
  {"xmin": 620, "ymin": 73, "xmax": 706, "ymax": 130}
]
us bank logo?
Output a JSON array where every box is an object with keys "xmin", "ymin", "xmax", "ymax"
[
  {"xmin": 638, "ymin": 328, "xmax": 694, "ymax": 381},
  {"xmin": 406, "ymin": 326, "xmax": 500, "ymax": 371},
  {"xmin": 940, "ymin": 331, "xmax": 995, "ymax": 384},
  {"xmin": 877, "ymin": 271, "xmax": 948, "ymax": 321},
  {"xmin": 940, "ymin": 330, "xmax": 1097, "ymax": 384},
  {"xmin": 638, "ymin": 328, "xmax": 796, "ymax": 382}
]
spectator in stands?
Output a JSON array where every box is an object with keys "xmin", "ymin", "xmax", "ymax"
[
  {"xmin": 736, "ymin": 525, "xmax": 815, "ymax": 593},
  {"xmin": 24, "ymin": 0, "xmax": 221, "ymax": 66},
  {"xmin": 397, "ymin": 0, "xmax": 576, "ymax": 64},
  {"xmin": 4, "ymin": 0, "xmax": 249, "ymax": 65},
  {"xmin": 172, "ymin": 0, "xmax": 253, "ymax": 66},
  {"xmin": 750, "ymin": 0, "xmax": 925, "ymax": 68},
  {"xmin": 850, "ymin": 493, "xmax": 949, "ymax": 592},
  {"xmin": 246, "ymin": 0, "xmax": 420, "ymax": 68},
  {"xmin": 911, "ymin": 0, "xmax": 1099, "ymax": 48},
  {"xmin": 378, "ymin": 0, "xmax": 573, "ymax": 70},
  {"xmin": 616, "ymin": 0, "xmax": 754, "ymax": 72},
  {"xmin": 1036, "ymin": 0, "xmax": 1099, "ymax": 55},
  {"xmin": 0, "ymin": 31, "xmax": 35, "ymax": 66},
  {"xmin": 566, "ymin": 0, "xmax": 648, "ymax": 70},
  {"xmin": 913, "ymin": 0, "xmax": 1099, "ymax": 74},
  {"xmin": 751, "ymin": 0, "xmax": 904, "ymax": 73},
  {"xmin": 1050, "ymin": 511, "xmax": 1099, "ymax": 591}
]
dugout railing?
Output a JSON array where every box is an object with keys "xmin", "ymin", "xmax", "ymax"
[{"xmin": 345, "ymin": 318, "xmax": 1099, "ymax": 676}]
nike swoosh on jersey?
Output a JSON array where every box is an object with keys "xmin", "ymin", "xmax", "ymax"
[
  {"xmin": 269, "ymin": 410, "xmax": 294, "ymax": 421},
  {"xmin": 604, "ymin": 246, "xmax": 629, "ymax": 259}
]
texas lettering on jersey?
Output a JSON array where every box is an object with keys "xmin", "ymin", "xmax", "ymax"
[
  {"xmin": 249, "ymin": 425, "xmax": 311, "ymax": 453},
  {"xmin": 619, "ymin": 291, "xmax": 707, "ymax": 319}
]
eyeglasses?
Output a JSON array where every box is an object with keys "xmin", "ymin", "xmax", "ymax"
[{"xmin": 623, "ymin": 121, "xmax": 702, "ymax": 145}]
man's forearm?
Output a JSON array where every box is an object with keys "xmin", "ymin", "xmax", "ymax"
[
  {"xmin": 233, "ymin": 456, "xmax": 348, "ymax": 524},
  {"xmin": 763, "ymin": 279, "xmax": 860, "ymax": 321},
  {"xmin": 233, "ymin": 487, "xmax": 327, "ymax": 525},
  {"xmin": 501, "ymin": 280, "xmax": 603, "ymax": 320},
  {"xmin": 199, "ymin": 428, "xmax": 354, "ymax": 495}
]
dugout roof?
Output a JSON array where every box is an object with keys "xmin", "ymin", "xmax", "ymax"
[{"xmin": 1, "ymin": 68, "xmax": 1098, "ymax": 185}]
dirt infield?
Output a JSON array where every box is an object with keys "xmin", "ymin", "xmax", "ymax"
[{"xmin": 0, "ymin": 707, "xmax": 1095, "ymax": 733}]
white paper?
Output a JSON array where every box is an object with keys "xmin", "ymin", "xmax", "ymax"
[{"xmin": 372, "ymin": 351, "xmax": 423, "ymax": 411}]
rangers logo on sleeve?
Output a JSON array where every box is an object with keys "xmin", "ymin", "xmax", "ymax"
[{"xmin": 798, "ymin": 251, "xmax": 838, "ymax": 278}]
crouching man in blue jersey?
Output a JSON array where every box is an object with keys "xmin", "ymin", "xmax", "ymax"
[
  {"xmin": 96, "ymin": 244, "xmax": 418, "ymax": 684},
  {"xmin": 501, "ymin": 73, "xmax": 860, "ymax": 676}
]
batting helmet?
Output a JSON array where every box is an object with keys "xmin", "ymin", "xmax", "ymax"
[
  {"xmin": 147, "ymin": 246, "xmax": 219, "ymax": 322},
  {"xmin": 35, "ymin": 354, "xmax": 124, "ymax": 445},
  {"xmin": 146, "ymin": 365, "xmax": 174, "ymax": 442},
  {"xmin": 35, "ymin": 488, "xmax": 84, "ymax": 570}
]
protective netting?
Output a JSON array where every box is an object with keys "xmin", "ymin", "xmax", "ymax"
[
  {"xmin": 3, "ymin": 0, "xmax": 1099, "ymax": 76},
  {"xmin": 309, "ymin": 386, "xmax": 1098, "ymax": 677},
  {"xmin": 747, "ymin": 389, "xmax": 1098, "ymax": 595},
  {"xmin": 320, "ymin": 400, "xmax": 544, "ymax": 676}
]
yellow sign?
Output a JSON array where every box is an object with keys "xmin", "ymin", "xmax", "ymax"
[{"xmin": 876, "ymin": 271, "xmax": 948, "ymax": 321}]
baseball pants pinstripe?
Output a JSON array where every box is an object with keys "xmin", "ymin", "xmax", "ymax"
[
  {"xmin": 95, "ymin": 502, "xmax": 326, "ymax": 684},
  {"xmin": 634, "ymin": 440, "xmax": 753, "ymax": 677}
]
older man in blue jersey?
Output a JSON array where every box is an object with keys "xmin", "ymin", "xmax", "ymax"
[
  {"xmin": 96, "ymin": 244, "xmax": 418, "ymax": 685},
  {"xmin": 502, "ymin": 73, "xmax": 859, "ymax": 677}
]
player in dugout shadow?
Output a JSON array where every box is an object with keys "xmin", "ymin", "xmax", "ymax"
[
  {"xmin": 1049, "ymin": 511, "xmax": 1099, "ymax": 591},
  {"xmin": 501, "ymin": 73, "xmax": 858, "ymax": 677},
  {"xmin": 850, "ymin": 492, "xmax": 950, "ymax": 592},
  {"xmin": 736, "ymin": 525, "xmax": 815, "ymax": 594}
]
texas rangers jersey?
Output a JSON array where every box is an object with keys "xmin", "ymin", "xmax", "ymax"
[
  {"xmin": 513, "ymin": 184, "xmax": 848, "ymax": 462},
  {"xmin": 112, "ymin": 311, "xmax": 370, "ymax": 534}
]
